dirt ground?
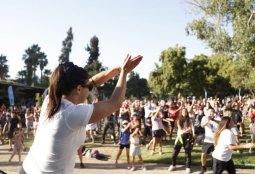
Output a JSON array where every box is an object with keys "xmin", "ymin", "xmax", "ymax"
[{"xmin": 0, "ymin": 143, "xmax": 254, "ymax": 174}]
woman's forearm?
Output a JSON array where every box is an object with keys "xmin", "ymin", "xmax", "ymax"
[
  {"xmin": 228, "ymin": 143, "xmax": 254, "ymax": 150},
  {"xmin": 90, "ymin": 66, "xmax": 121, "ymax": 87},
  {"xmin": 109, "ymin": 70, "xmax": 127, "ymax": 108}
]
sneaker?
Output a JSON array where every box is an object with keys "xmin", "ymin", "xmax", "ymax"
[
  {"xmin": 186, "ymin": 168, "xmax": 191, "ymax": 174},
  {"xmin": 151, "ymin": 150, "xmax": 155, "ymax": 155},
  {"xmin": 199, "ymin": 166, "xmax": 207, "ymax": 174},
  {"xmin": 130, "ymin": 166, "xmax": 135, "ymax": 171},
  {"xmin": 249, "ymin": 149, "xmax": 253, "ymax": 153},
  {"xmin": 141, "ymin": 166, "xmax": 147, "ymax": 171},
  {"xmin": 159, "ymin": 151, "xmax": 163, "ymax": 155},
  {"xmin": 115, "ymin": 161, "xmax": 119, "ymax": 168},
  {"xmin": 127, "ymin": 165, "xmax": 132, "ymax": 170},
  {"xmin": 168, "ymin": 165, "xmax": 176, "ymax": 171},
  {"xmin": 80, "ymin": 163, "xmax": 85, "ymax": 168}
]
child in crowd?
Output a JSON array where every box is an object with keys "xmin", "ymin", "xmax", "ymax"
[
  {"xmin": 9, "ymin": 127, "xmax": 24, "ymax": 163},
  {"xmin": 85, "ymin": 122, "xmax": 98, "ymax": 144},
  {"xmin": 129, "ymin": 126, "xmax": 146, "ymax": 171},
  {"xmin": 149, "ymin": 107, "xmax": 165, "ymax": 155},
  {"xmin": 249, "ymin": 117, "xmax": 255, "ymax": 153},
  {"xmin": 115, "ymin": 120, "xmax": 131, "ymax": 170}
]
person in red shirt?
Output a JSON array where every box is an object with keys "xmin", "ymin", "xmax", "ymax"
[
  {"xmin": 249, "ymin": 107, "xmax": 255, "ymax": 123},
  {"xmin": 168, "ymin": 101, "xmax": 182, "ymax": 140}
]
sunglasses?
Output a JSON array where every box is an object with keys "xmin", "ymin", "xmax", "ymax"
[{"xmin": 81, "ymin": 83, "xmax": 93, "ymax": 91}]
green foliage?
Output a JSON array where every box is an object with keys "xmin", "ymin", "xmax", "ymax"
[
  {"xmin": 41, "ymin": 69, "xmax": 51, "ymax": 87},
  {"xmin": 186, "ymin": 0, "xmax": 255, "ymax": 92},
  {"xmin": 126, "ymin": 71, "xmax": 150, "ymax": 99},
  {"xmin": 100, "ymin": 74, "xmax": 119, "ymax": 99},
  {"xmin": 148, "ymin": 46, "xmax": 236, "ymax": 98},
  {"xmin": 22, "ymin": 44, "xmax": 47, "ymax": 86},
  {"xmin": 186, "ymin": 54, "xmax": 209, "ymax": 97},
  {"xmin": 16, "ymin": 70, "xmax": 26, "ymax": 84},
  {"xmin": 84, "ymin": 35, "xmax": 103, "ymax": 77},
  {"xmin": 0, "ymin": 54, "xmax": 9, "ymax": 80},
  {"xmin": 148, "ymin": 46, "xmax": 187, "ymax": 97},
  {"xmin": 59, "ymin": 27, "xmax": 73, "ymax": 63}
]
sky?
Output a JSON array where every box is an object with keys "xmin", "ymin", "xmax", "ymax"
[{"xmin": 0, "ymin": 0, "xmax": 211, "ymax": 80}]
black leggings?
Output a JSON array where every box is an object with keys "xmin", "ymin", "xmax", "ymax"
[
  {"xmin": 213, "ymin": 157, "xmax": 236, "ymax": 174},
  {"xmin": 171, "ymin": 133, "xmax": 192, "ymax": 168}
]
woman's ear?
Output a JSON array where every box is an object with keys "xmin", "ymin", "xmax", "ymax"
[{"xmin": 76, "ymin": 85, "xmax": 82, "ymax": 94}]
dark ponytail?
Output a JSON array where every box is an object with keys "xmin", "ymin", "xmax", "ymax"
[{"xmin": 46, "ymin": 62, "xmax": 89, "ymax": 119}]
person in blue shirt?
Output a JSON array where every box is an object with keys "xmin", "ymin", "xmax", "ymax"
[{"xmin": 115, "ymin": 120, "xmax": 131, "ymax": 170}]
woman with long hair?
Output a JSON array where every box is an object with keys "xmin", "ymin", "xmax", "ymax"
[
  {"xmin": 168, "ymin": 107, "xmax": 193, "ymax": 174},
  {"xmin": 212, "ymin": 116, "xmax": 254, "ymax": 174},
  {"xmin": 20, "ymin": 54, "xmax": 142, "ymax": 174}
]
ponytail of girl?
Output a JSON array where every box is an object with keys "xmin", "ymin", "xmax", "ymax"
[
  {"xmin": 46, "ymin": 65, "xmax": 64, "ymax": 119},
  {"xmin": 214, "ymin": 116, "xmax": 231, "ymax": 146},
  {"xmin": 46, "ymin": 62, "xmax": 90, "ymax": 119}
]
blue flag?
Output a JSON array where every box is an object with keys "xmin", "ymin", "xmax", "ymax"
[{"xmin": 8, "ymin": 86, "xmax": 15, "ymax": 106}]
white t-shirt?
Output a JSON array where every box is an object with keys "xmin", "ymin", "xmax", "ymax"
[
  {"xmin": 144, "ymin": 105, "xmax": 156, "ymax": 118},
  {"xmin": 151, "ymin": 116, "xmax": 164, "ymax": 131},
  {"xmin": 212, "ymin": 129, "xmax": 236, "ymax": 162},
  {"xmin": 23, "ymin": 96, "xmax": 94, "ymax": 174},
  {"xmin": 201, "ymin": 115, "xmax": 221, "ymax": 143}
]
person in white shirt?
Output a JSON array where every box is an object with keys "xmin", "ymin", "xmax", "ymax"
[
  {"xmin": 20, "ymin": 54, "xmax": 142, "ymax": 174},
  {"xmin": 199, "ymin": 108, "xmax": 220, "ymax": 174},
  {"xmin": 212, "ymin": 117, "xmax": 254, "ymax": 174}
]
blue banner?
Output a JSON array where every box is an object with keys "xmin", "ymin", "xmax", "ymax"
[{"xmin": 8, "ymin": 86, "xmax": 14, "ymax": 106}]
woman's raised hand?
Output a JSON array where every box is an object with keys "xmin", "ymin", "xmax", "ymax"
[{"xmin": 121, "ymin": 54, "xmax": 143, "ymax": 74}]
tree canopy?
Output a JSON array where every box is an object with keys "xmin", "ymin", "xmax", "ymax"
[
  {"xmin": 0, "ymin": 54, "xmax": 9, "ymax": 80},
  {"xmin": 59, "ymin": 27, "xmax": 73, "ymax": 63},
  {"xmin": 186, "ymin": 0, "xmax": 255, "ymax": 93},
  {"xmin": 84, "ymin": 35, "xmax": 103, "ymax": 77}
]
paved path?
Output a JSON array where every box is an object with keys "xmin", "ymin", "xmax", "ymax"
[{"xmin": 0, "ymin": 144, "xmax": 254, "ymax": 174}]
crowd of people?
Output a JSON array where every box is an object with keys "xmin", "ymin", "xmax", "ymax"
[
  {"xmin": 2, "ymin": 94, "xmax": 255, "ymax": 173},
  {"xmin": 1, "ymin": 60, "xmax": 255, "ymax": 174}
]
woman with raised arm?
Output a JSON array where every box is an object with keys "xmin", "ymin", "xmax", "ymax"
[
  {"xmin": 20, "ymin": 54, "xmax": 142, "ymax": 174},
  {"xmin": 212, "ymin": 116, "xmax": 254, "ymax": 174}
]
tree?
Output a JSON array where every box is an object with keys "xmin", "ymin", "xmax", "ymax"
[
  {"xmin": 126, "ymin": 72, "xmax": 150, "ymax": 99},
  {"xmin": 16, "ymin": 70, "xmax": 26, "ymax": 84},
  {"xmin": 186, "ymin": 0, "xmax": 255, "ymax": 92},
  {"xmin": 0, "ymin": 54, "xmax": 9, "ymax": 80},
  {"xmin": 38, "ymin": 53, "xmax": 48, "ymax": 84},
  {"xmin": 84, "ymin": 36, "xmax": 102, "ymax": 77},
  {"xmin": 41, "ymin": 69, "xmax": 51, "ymax": 87},
  {"xmin": 22, "ymin": 44, "xmax": 46, "ymax": 86},
  {"xmin": 59, "ymin": 27, "xmax": 73, "ymax": 63},
  {"xmin": 186, "ymin": 54, "xmax": 210, "ymax": 97},
  {"xmin": 148, "ymin": 46, "xmax": 188, "ymax": 97},
  {"xmin": 99, "ymin": 75, "xmax": 119, "ymax": 99}
]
